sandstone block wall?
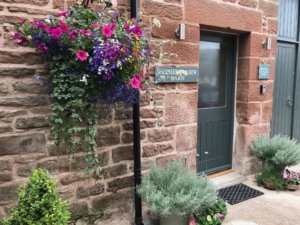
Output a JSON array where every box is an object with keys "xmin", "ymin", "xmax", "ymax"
[{"xmin": 0, "ymin": 0, "xmax": 278, "ymax": 223}]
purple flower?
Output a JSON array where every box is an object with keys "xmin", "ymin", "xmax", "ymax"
[
  {"xmin": 283, "ymin": 172, "xmax": 288, "ymax": 179},
  {"xmin": 13, "ymin": 32, "xmax": 29, "ymax": 46}
]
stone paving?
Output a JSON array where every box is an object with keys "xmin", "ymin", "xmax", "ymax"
[{"xmin": 223, "ymin": 166, "xmax": 300, "ymax": 225}]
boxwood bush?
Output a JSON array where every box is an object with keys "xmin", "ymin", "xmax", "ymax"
[{"xmin": 2, "ymin": 169, "xmax": 70, "ymax": 225}]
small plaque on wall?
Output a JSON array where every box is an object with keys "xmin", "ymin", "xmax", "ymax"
[
  {"xmin": 258, "ymin": 64, "xmax": 270, "ymax": 79},
  {"xmin": 155, "ymin": 66, "xmax": 199, "ymax": 83}
]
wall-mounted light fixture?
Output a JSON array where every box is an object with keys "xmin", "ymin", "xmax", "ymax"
[
  {"xmin": 175, "ymin": 24, "xmax": 185, "ymax": 40},
  {"xmin": 262, "ymin": 37, "xmax": 272, "ymax": 50}
]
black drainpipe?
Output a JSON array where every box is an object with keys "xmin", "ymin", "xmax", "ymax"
[{"xmin": 131, "ymin": 0, "xmax": 143, "ymax": 224}]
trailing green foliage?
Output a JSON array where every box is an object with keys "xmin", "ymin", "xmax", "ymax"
[
  {"xmin": 254, "ymin": 168, "xmax": 288, "ymax": 191},
  {"xmin": 251, "ymin": 134, "xmax": 300, "ymax": 167},
  {"xmin": 136, "ymin": 161, "xmax": 218, "ymax": 218},
  {"xmin": 195, "ymin": 197, "xmax": 227, "ymax": 225},
  {"xmin": 2, "ymin": 169, "xmax": 70, "ymax": 225}
]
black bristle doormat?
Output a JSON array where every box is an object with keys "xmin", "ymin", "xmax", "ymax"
[{"xmin": 218, "ymin": 183, "xmax": 264, "ymax": 205}]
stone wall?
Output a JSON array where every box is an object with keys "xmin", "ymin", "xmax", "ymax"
[{"xmin": 0, "ymin": 0, "xmax": 278, "ymax": 224}]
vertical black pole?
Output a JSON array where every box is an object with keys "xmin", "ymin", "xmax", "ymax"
[{"xmin": 131, "ymin": 0, "xmax": 143, "ymax": 224}]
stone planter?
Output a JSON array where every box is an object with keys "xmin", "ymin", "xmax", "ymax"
[
  {"xmin": 287, "ymin": 184, "xmax": 299, "ymax": 191},
  {"xmin": 159, "ymin": 214, "xmax": 190, "ymax": 225},
  {"xmin": 262, "ymin": 161, "xmax": 285, "ymax": 173}
]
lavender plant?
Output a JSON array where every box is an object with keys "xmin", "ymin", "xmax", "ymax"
[
  {"xmin": 13, "ymin": 0, "xmax": 170, "ymax": 175},
  {"xmin": 251, "ymin": 134, "xmax": 300, "ymax": 167},
  {"xmin": 136, "ymin": 161, "xmax": 218, "ymax": 218}
]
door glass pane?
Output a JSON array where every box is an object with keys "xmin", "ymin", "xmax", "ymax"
[{"xmin": 199, "ymin": 41, "xmax": 228, "ymax": 108}]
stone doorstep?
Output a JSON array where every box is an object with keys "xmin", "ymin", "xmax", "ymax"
[{"xmin": 209, "ymin": 171, "xmax": 247, "ymax": 189}]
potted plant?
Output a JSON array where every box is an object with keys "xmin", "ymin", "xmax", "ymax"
[
  {"xmin": 255, "ymin": 168, "xmax": 288, "ymax": 191},
  {"xmin": 194, "ymin": 197, "xmax": 228, "ymax": 225},
  {"xmin": 251, "ymin": 134, "xmax": 300, "ymax": 172},
  {"xmin": 2, "ymin": 169, "xmax": 70, "ymax": 225},
  {"xmin": 136, "ymin": 161, "xmax": 218, "ymax": 225},
  {"xmin": 283, "ymin": 169, "xmax": 300, "ymax": 191}
]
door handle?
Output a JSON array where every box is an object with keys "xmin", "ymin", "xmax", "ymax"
[{"xmin": 287, "ymin": 98, "xmax": 293, "ymax": 106}]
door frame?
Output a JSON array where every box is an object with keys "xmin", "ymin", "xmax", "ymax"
[{"xmin": 197, "ymin": 31, "xmax": 237, "ymax": 174}]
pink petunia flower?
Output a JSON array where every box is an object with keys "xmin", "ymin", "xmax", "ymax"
[
  {"xmin": 30, "ymin": 21, "xmax": 37, "ymax": 26},
  {"xmin": 76, "ymin": 50, "xmax": 88, "ymax": 61},
  {"xmin": 50, "ymin": 27, "xmax": 63, "ymax": 38},
  {"xmin": 37, "ymin": 44, "xmax": 48, "ymax": 53},
  {"xmin": 80, "ymin": 30, "xmax": 92, "ymax": 35},
  {"xmin": 58, "ymin": 20, "xmax": 69, "ymax": 32},
  {"xmin": 283, "ymin": 172, "xmax": 288, "ymax": 179},
  {"xmin": 13, "ymin": 32, "xmax": 29, "ymax": 46},
  {"xmin": 102, "ymin": 25, "xmax": 112, "ymax": 37},
  {"xmin": 92, "ymin": 24, "xmax": 100, "ymax": 29},
  {"xmin": 140, "ymin": 83, "xmax": 145, "ymax": 91},
  {"xmin": 110, "ymin": 23, "xmax": 116, "ymax": 31},
  {"xmin": 130, "ymin": 77, "xmax": 140, "ymax": 89},
  {"xmin": 124, "ymin": 21, "xmax": 131, "ymax": 33},
  {"xmin": 216, "ymin": 212, "xmax": 224, "ymax": 218},
  {"xmin": 133, "ymin": 26, "xmax": 143, "ymax": 38},
  {"xmin": 72, "ymin": 28, "xmax": 79, "ymax": 35},
  {"xmin": 188, "ymin": 219, "xmax": 196, "ymax": 225},
  {"xmin": 57, "ymin": 11, "xmax": 69, "ymax": 17},
  {"xmin": 135, "ymin": 74, "xmax": 141, "ymax": 81}
]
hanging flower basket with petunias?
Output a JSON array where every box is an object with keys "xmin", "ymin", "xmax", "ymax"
[{"xmin": 13, "ymin": 0, "xmax": 164, "ymax": 175}]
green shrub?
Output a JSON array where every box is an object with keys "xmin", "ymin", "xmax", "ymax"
[
  {"xmin": 2, "ymin": 169, "xmax": 70, "ymax": 225},
  {"xmin": 254, "ymin": 168, "xmax": 288, "ymax": 191},
  {"xmin": 251, "ymin": 134, "xmax": 300, "ymax": 167},
  {"xmin": 136, "ymin": 161, "xmax": 218, "ymax": 217}
]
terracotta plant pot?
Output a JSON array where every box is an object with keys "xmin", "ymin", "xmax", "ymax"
[
  {"xmin": 287, "ymin": 184, "xmax": 299, "ymax": 191},
  {"xmin": 262, "ymin": 180, "xmax": 277, "ymax": 190}
]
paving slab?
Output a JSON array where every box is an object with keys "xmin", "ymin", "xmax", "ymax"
[{"xmin": 222, "ymin": 165, "xmax": 300, "ymax": 225}]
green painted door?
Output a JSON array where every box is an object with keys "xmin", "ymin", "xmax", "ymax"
[
  {"xmin": 271, "ymin": 0, "xmax": 300, "ymax": 140},
  {"xmin": 197, "ymin": 32, "xmax": 236, "ymax": 174}
]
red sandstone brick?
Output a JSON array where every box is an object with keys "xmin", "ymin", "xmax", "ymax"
[
  {"xmin": 178, "ymin": 83, "xmax": 198, "ymax": 90},
  {"xmin": 238, "ymin": 58, "xmax": 261, "ymax": 80},
  {"xmin": 185, "ymin": 24, "xmax": 200, "ymax": 43},
  {"xmin": 239, "ymin": 33, "xmax": 277, "ymax": 57},
  {"xmin": 185, "ymin": 0, "xmax": 262, "ymax": 32},
  {"xmin": 176, "ymin": 125, "xmax": 197, "ymax": 151},
  {"xmin": 162, "ymin": 42, "xmax": 199, "ymax": 64},
  {"xmin": 66, "ymin": 0, "xmax": 78, "ymax": 7},
  {"xmin": 142, "ymin": 0, "xmax": 183, "ymax": 21},
  {"xmin": 53, "ymin": 0, "xmax": 65, "ymax": 10},
  {"xmin": 236, "ymin": 81, "xmax": 273, "ymax": 102},
  {"xmin": 223, "ymin": 0, "xmax": 237, "ymax": 2},
  {"xmin": 236, "ymin": 102, "xmax": 261, "ymax": 124},
  {"xmin": 0, "ymin": 5, "xmax": 4, "ymax": 11},
  {"xmin": 267, "ymin": 18, "xmax": 278, "ymax": 35},
  {"xmin": 261, "ymin": 101, "xmax": 272, "ymax": 123},
  {"xmin": 164, "ymin": 0, "xmax": 181, "ymax": 4},
  {"xmin": 259, "ymin": 0, "xmax": 278, "ymax": 18},
  {"xmin": 152, "ymin": 18, "xmax": 180, "ymax": 40},
  {"xmin": 0, "ymin": 51, "xmax": 43, "ymax": 65},
  {"xmin": 165, "ymin": 92, "xmax": 198, "ymax": 125},
  {"xmin": 0, "ymin": 15, "xmax": 27, "ymax": 24},
  {"xmin": 1, "ymin": 0, "xmax": 49, "ymax": 6},
  {"xmin": 238, "ymin": 0, "xmax": 258, "ymax": 8},
  {"xmin": 235, "ymin": 124, "xmax": 270, "ymax": 159},
  {"xmin": 8, "ymin": 6, "xmax": 57, "ymax": 15}
]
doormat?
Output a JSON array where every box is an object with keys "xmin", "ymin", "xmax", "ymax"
[{"xmin": 218, "ymin": 183, "xmax": 264, "ymax": 205}]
